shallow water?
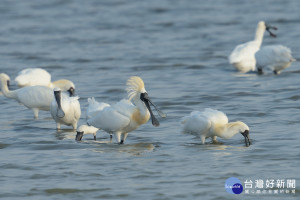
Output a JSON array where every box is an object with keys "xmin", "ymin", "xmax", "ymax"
[{"xmin": 0, "ymin": 0, "xmax": 300, "ymax": 199}]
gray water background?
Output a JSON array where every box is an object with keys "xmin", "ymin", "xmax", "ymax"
[{"xmin": 0, "ymin": 0, "xmax": 300, "ymax": 199}]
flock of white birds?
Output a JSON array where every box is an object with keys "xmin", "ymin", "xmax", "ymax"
[{"xmin": 0, "ymin": 21, "xmax": 296, "ymax": 146}]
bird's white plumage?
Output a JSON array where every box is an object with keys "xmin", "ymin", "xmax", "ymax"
[
  {"xmin": 182, "ymin": 108, "xmax": 228, "ymax": 135},
  {"xmin": 50, "ymin": 90, "xmax": 81, "ymax": 129},
  {"xmin": 1, "ymin": 73, "xmax": 54, "ymax": 118},
  {"xmin": 14, "ymin": 68, "xmax": 75, "ymax": 93},
  {"xmin": 182, "ymin": 108, "xmax": 249, "ymax": 144},
  {"xmin": 15, "ymin": 86, "xmax": 53, "ymax": 110},
  {"xmin": 0, "ymin": 73, "xmax": 10, "ymax": 96},
  {"xmin": 77, "ymin": 125, "xmax": 99, "ymax": 136},
  {"xmin": 229, "ymin": 42, "xmax": 260, "ymax": 72},
  {"xmin": 15, "ymin": 68, "xmax": 51, "ymax": 87},
  {"xmin": 255, "ymin": 45, "xmax": 296, "ymax": 74},
  {"xmin": 87, "ymin": 99, "xmax": 135, "ymax": 133},
  {"xmin": 87, "ymin": 76, "xmax": 152, "ymax": 144},
  {"xmin": 229, "ymin": 21, "xmax": 268, "ymax": 73},
  {"xmin": 86, "ymin": 97, "xmax": 110, "ymax": 120}
]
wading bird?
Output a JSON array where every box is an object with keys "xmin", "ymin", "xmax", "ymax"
[
  {"xmin": 0, "ymin": 73, "xmax": 54, "ymax": 118},
  {"xmin": 229, "ymin": 21, "xmax": 277, "ymax": 73},
  {"xmin": 76, "ymin": 97, "xmax": 109, "ymax": 141},
  {"xmin": 181, "ymin": 108, "xmax": 250, "ymax": 146},
  {"xmin": 84, "ymin": 76, "xmax": 166, "ymax": 144},
  {"xmin": 50, "ymin": 88, "xmax": 81, "ymax": 130},
  {"xmin": 75, "ymin": 125, "xmax": 99, "ymax": 141},
  {"xmin": 255, "ymin": 45, "xmax": 296, "ymax": 74}
]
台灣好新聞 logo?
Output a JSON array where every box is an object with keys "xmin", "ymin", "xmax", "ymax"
[{"xmin": 225, "ymin": 177, "xmax": 243, "ymax": 194}]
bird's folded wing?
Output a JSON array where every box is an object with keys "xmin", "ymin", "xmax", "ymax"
[{"xmin": 87, "ymin": 107, "xmax": 130, "ymax": 132}]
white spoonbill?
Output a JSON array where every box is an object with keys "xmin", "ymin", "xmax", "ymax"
[
  {"xmin": 86, "ymin": 76, "xmax": 166, "ymax": 144},
  {"xmin": 229, "ymin": 21, "xmax": 277, "ymax": 73},
  {"xmin": 75, "ymin": 125, "xmax": 99, "ymax": 141},
  {"xmin": 255, "ymin": 45, "xmax": 296, "ymax": 74},
  {"xmin": 0, "ymin": 73, "xmax": 54, "ymax": 118},
  {"xmin": 15, "ymin": 68, "xmax": 76, "ymax": 96},
  {"xmin": 75, "ymin": 97, "xmax": 110, "ymax": 141},
  {"xmin": 50, "ymin": 88, "xmax": 81, "ymax": 130},
  {"xmin": 0, "ymin": 73, "xmax": 10, "ymax": 96},
  {"xmin": 75, "ymin": 98, "xmax": 115, "ymax": 141},
  {"xmin": 181, "ymin": 108, "xmax": 250, "ymax": 146}
]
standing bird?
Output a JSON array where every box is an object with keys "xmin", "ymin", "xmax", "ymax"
[
  {"xmin": 50, "ymin": 88, "xmax": 81, "ymax": 130},
  {"xmin": 75, "ymin": 97, "xmax": 110, "ymax": 141},
  {"xmin": 15, "ymin": 68, "xmax": 76, "ymax": 96},
  {"xmin": 85, "ymin": 76, "xmax": 166, "ymax": 144},
  {"xmin": 255, "ymin": 45, "xmax": 296, "ymax": 74},
  {"xmin": 0, "ymin": 73, "xmax": 54, "ymax": 118},
  {"xmin": 229, "ymin": 21, "xmax": 277, "ymax": 73},
  {"xmin": 75, "ymin": 125, "xmax": 99, "ymax": 141},
  {"xmin": 181, "ymin": 108, "xmax": 250, "ymax": 146}
]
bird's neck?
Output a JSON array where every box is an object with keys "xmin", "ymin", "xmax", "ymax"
[
  {"xmin": 48, "ymin": 82, "xmax": 55, "ymax": 88},
  {"xmin": 0, "ymin": 79, "xmax": 17, "ymax": 99},
  {"xmin": 131, "ymin": 96, "xmax": 150, "ymax": 125},
  {"xmin": 215, "ymin": 122, "xmax": 241, "ymax": 139},
  {"xmin": 132, "ymin": 96, "xmax": 149, "ymax": 117},
  {"xmin": 254, "ymin": 26, "xmax": 265, "ymax": 47}
]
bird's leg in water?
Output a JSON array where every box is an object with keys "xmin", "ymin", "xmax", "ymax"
[
  {"xmin": 120, "ymin": 133, "xmax": 128, "ymax": 144},
  {"xmin": 114, "ymin": 132, "xmax": 121, "ymax": 144},
  {"xmin": 257, "ymin": 68, "xmax": 263, "ymax": 74}
]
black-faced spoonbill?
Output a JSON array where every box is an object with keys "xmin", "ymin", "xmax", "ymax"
[
  {"xmin": 181, "ymin": 108, "xmax": 250, "ymax": 146},
  {"xmin": 87, "ymin": 76, "xmax": 166, "ymax": 144},
  {"xmin": 229, "ymin": 21, "xmax": 277, "ymax": 73},
  {"xmin": 0, "ymin": 73, "xmax": 54, "ymax": 118},
  {"xmin": 75, "ymin": 97, "xmax": 109, "ymax": 141},
  {"xmin": 255, "ymin": 45, "xmax": 296, "ymax": 74},
  {"xmin": 75, "ymin": 125, "xmax": 99, "ymax": 141},
  {"xmin": 50, "ymin": 88, "xmax": 81, "ymax": 130},
  {"xmin": 15, "ymin": 68, "xmax": 76, "ymax": 96}
]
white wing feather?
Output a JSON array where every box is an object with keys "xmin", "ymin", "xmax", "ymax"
[
  {"xmin": 15, "ymin": 68, "xmax": 51, "ymax": 87},
  {"xmin": 229, "ymin": 41, "xmax": 259, "ymax": 72},
  {"xmin": 17, "ymin": 86, "xmax": 53, "ymax": 110},
  {"xmin": 181, "ymin": 109, "xmax": 228, "ymax": 135},
  {"xmin": 255, "ymin": 45, "xmax": 295, "ymax": 70},
  {"xmin": 86, "ymin": 97, "xmax": 110, "ymax": 119},
  {"xmin": 181, "ymin": 111, "xmax": 212, "ymax": 134},
  {"xmin": 87, "ymin": 106, "xmax": 130, "ymax": 133}
]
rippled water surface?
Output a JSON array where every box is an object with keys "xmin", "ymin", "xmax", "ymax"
[{"xmin": 0, "ymin": 0, "xmax": 300, "ymax": 199}]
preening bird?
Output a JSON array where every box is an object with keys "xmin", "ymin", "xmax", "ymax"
[
  {"xmin": 85, "ymin": 76, "xmax": 166, "ymax": 144},
  {"xmin": 0, "ymin": 73, "xmax": 54, "ymax": 118},
  {"xmin": 50, "ymin": 88, "xmax": 81, "ymax": 130},
  {"xmin": 255, "ymin": 45, "xmax": 296, "ymax": 74},
  {"xmin": 181, "ymin": 108, "xmax": 250, "ymax": 146},
  {"xmin": 229, "ymin": 21, "xmax": 277, "ymax": 73},
  {"xmin": 15, "ymin": 68, "xmax": 76, "ymax": 96}
]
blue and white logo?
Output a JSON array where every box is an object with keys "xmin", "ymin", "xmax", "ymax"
[{"xmin": 225, "ymin": 177, "xmax": 243, "ymax": 194}]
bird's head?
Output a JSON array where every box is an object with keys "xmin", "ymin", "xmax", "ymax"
[
  {"xmin": 0, "ymin": 73, "xmax": 10, "ymax": 88},
  {"xmin": 258, "ymin": 21, "xmax": 277, "ymax": 37},
  {"xmin": 53, "ymin": 79, "xmax": 75, "ymax": 96},
  {"xmin": 126, "ymin": 76, "xmax": 166, "ymax": 127},
  {"xmin": 237, "ymin": 122, "xmax": 251, "ymax": 147}
]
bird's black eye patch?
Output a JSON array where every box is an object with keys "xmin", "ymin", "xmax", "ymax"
[{"xmin": 140, "ymin": 92, "xmax": 148, "ymax": 101}]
